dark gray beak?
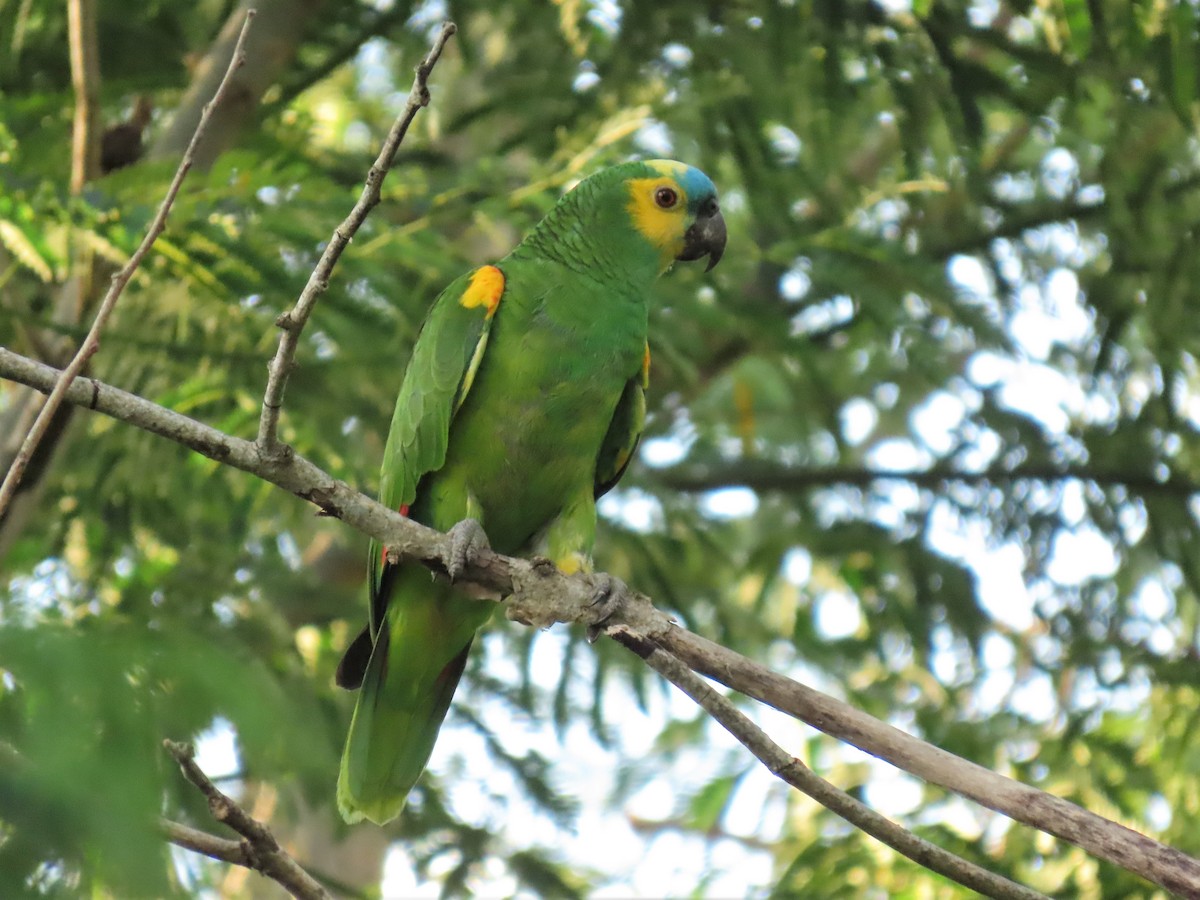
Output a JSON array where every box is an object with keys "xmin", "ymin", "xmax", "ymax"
[{"xmin": 677, "ymin": 201, "xmax": 726, "ymax": 272}]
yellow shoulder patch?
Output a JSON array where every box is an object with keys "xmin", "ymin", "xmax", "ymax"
[
  {"xmin": 641, "ymin": 341, "xmax": 651, "ymax": 388},
  {"xmin": 459, "ymin": 265, "xmax": 505, "ymax": 318}
]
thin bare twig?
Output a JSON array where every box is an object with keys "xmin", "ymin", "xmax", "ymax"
[
  {"xmin": 3, "ymin": 345, "xmax": 1200, "ymax": 896},
  {"xmin": 255, "ymin": 20, "xmax": 457, "ymax": 456},
  {"xmin": 0, "ymin": 9, "xmax": 257, "ymax": 521},
  {"xmin": 161, "ymin": 818, "xmax": 255, "ymax": 868},
  {"xmin": 613, "ymin": 631, "xmax": 1047, "ymax": 900},
  {"xmin": 163, "ymin": 741, "xmax": 332, "ymax": 900}
]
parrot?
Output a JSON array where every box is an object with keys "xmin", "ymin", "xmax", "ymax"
[{"xmin": 335, "ymin": 159, "xmax": 726, "ymax": 825}]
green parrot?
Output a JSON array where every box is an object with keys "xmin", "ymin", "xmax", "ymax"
[{"xmin": 336, "ymin": 159, "xmax": 726, "ymax": 824}]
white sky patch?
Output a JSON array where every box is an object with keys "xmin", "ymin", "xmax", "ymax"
[
  {"xmin": 974, "ymin": 543, "xmax": 1035, "ymax": 631},
  {"xmin": 661, "ymin": 42, "xmax": 693, "ymax": 68},
  {"xmin": 585, "ymin": 0, "xmax": 622, "ymax": 35},
  {"xmin": 573, "ymin": 61, "xmax": 600, "ymax": 93},
  {"xmin": 640, "ymin": 435, "xmax": 689, "ymax": 466},
  {"xmin": 866, "ymin": 436, "xmax": 932, "ymax": 471},
  {"xmin": 1046, "ymin": 528, "xmax": 1118, "ymax": 586},
  {"xmin": 790, "ymin": 294, "xmax": 854, "ymax": 336},
  {"xmin": 382, "ymin": 849, "xmax": 439, "ymax": 899},
  {"xmin": 765, "ymin": 122, "xmax": 802, "ymax": 164},
  {"xmin": 1147, "ymin": 794, "xmax": 1173, "ymax": 832},
  {"xmin": 779, "ymin": 260, "xmax": 812, "ymax": 301},
  {"xmin": 1132, "ymin": 576, "xmax": 1173, "ymax": 621},
  {"xmin": 1040, "ymin": 148, "xmax": 1080, "ymax": 199},
  {"xmin": 782, "ymin": 547, "xmax": 813, "ymax": 586},
  {"xmin": 1043, "ymin": 268, "xmax": 1090, "ymax": 339},
  {"xmin": 995, "ymin": 361, "xmax": 1079, "ymax": 434},
  {"xmin": 634, "ymin": 120, "xmax": 674, "ymax": 157},
  {"xmin": 355, "ymin": 38, "xmax": 394, "ymax": 98},
  {"xmin": 700, "ymin": 487, "xmax": 760, "ymax": 519},
  {"xmin": 981, "ymin": 632, "xmax": 1015, "ymax": 670},
  {"xmin": 598, "ymin": 488, "xmax": 663, "ymax": 532},
  {"xmin": 193, "ymin": 717, "xmax": 240, "ymax": 781},
  {"xmin": 1007, "ymin": 268, "xmax": 1093, "ymax": 363},
  {"xmin": 863, "ymin": 765, "xmax": 923, "ymax": 817},
  {"xmin": 814, "ymin": 590, "xmax": 863, "ymax": 639},
  {"xmin": 976, "ymin": 655, "xmax": 1016, "ymax": 714},
  {"xmin": 947, "ymin": 254, "xmax": 992, "ymax": 299},
  {"xmin": 928, "ymin": 503, "xmax": 1034, "ymax": 631},
  {"xmin": 840, "ymin": 397, "xmax": 877, "ymax": 445},
  {"xmin": 1009, "ymin": 670, "xmax": 1057, "ymax": 722},
  {"xmin": 909, "ymin": 390, "xmax": 966, "ymax": 455}
]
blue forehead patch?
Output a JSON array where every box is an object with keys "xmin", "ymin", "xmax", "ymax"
[
  {"xmin": 643, "ymin": 159, "xmax": 718, "ymax": 210},
  {"xmin": 678, "ymin": 166, "xmax": 717, "ymax": 210}
]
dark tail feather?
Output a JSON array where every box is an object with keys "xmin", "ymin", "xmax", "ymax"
[{"xmin": 336, "ymin": 626, "xmax": 374, "ymax": 690}]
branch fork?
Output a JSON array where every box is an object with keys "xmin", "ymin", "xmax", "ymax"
[{"xmin": 162, "ymin": 740, "xmax": 332, "ymax": 900}]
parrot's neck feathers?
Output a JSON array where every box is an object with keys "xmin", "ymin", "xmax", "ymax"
[{"xmin": 515, "ymin": 174, "xmax": 663, "ymax": 287}]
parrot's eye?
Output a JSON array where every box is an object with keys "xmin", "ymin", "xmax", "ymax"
[{"xmin": 654, "ymin": 186, "xmax": 679, "ymax": 209}]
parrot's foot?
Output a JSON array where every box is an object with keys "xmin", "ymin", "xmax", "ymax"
[
  {"xmin": 529, "ymin": 555, "xmax": 558, "ymax": 577},
  {"xmin": 585, "ymin": 572, "xmax": 635, "ymax": 643},
  {"xmin": 445, "ymin": 518, "xmax": 490, "ymax": 581}
]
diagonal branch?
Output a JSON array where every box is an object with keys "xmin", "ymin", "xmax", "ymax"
[
  {"xmin": 255, "ymin": 20, "xmax": 457, "ymax": 457},
  {"xmin": 2, "ymin": 345, "xmax": 1199, "ymax": 896},
  {"xmin": 163, "ymin": 741, "xmax": 332, "ymax": 900},
  {"xmin": 612, "ymin": 629, "xmax": 1047, "ymax": 900},
  {"xmin": 660, "ymin": 627, "xmax": 1200, "ymax": 898},
  {"xmin": 656, "ymin": 459, "xmax": 1200, "ymax": 497},
  {"xmin": 0, "ymin": 9, "xmax": 257, "ymax": 522}
]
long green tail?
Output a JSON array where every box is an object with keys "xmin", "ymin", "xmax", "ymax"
[{"xmin": 336, "ymin": 568, "xmax": 488, "ymax": 824}]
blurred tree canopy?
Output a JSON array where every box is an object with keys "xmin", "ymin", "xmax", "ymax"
[{"xmin": 3, "ymin": 0, "xmax": 1200, "ymax": 896}]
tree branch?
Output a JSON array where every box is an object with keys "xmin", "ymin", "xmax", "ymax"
[
  {"xmin": 255, "ymin": 20, "xmax": 457, "ymax": 456},
  {"xmin": 613, "ymin": 630, "xmax": 1047, "ymax": 900},
  {"xmin": 4, "ymin": 16, "xmax": 1198, "ymax": 889},
  {"xmin": 655, "ymin": 459, "xmax": 1200, "ymax": 497},
  {"xmin": 660, "ymin": 627, "xmax": 1200, "ymax": 898},
  {"xmin": 148, "ymin": 0, "xmax": 325, "ymax": 168},
  {"xmin": 3, "ymin": 345, "xmax": 1199, "ymax": 896},
  {"xmin": 162, "ymin": 741, "xmax": 332, "ymax": 900},
  {"xmin": 161, "ymin": 818, "xmax": 254, "ymax": 869},
  {"xmin": 67, "ymin": 0, "xmax": 101, "ymax": 194},
  {"xmin": 0, "ymin": 9, "xmax": 256, "ymax": 522}
]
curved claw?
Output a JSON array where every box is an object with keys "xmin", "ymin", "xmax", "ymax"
[
  {"xmin": 445, "ymin": 518, "xmax": 490, "ymax": 582},
  {"xmin": 585, "ymin": 572, "xmax": 633, "ymax": 643}
]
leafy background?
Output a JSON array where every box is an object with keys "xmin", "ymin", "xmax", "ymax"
[{"xmin": 3, "ymin": 0, "xmax": 1200, "ymax": 896}]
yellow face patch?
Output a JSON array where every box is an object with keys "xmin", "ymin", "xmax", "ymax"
[
  {"xmin": 459, "ymin": 265, "xmax": 505, "ymax": 318},
  {"xmin": 627, "ymin": 173, "xmax": 689, "ymax": 271}
]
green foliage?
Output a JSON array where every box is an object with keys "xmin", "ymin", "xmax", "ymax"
[{"xmin": 4, "ymin": 0, "xmax": 1200, "ymax": 896}]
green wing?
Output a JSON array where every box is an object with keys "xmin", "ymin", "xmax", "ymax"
[
  {"xmin": 368, "ymin": 265, "xmax": 503, "ymax": 634},
  {"xmin": 594, "ymin": 344, "xmax": 648, "ymax": 499}
]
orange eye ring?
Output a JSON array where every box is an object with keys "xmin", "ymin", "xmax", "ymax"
[{"xmin": 654, "ymin": 186, "xmax": 679, "ymax": 209}]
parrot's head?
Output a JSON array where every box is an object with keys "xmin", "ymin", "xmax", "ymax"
[
  {"xmin": 524, "ymin": 159, "xmax": 726, "ymax": 280},
  {"xmin": 622, "ymin": 159, "xmax": 726, "ymax": 273}
]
